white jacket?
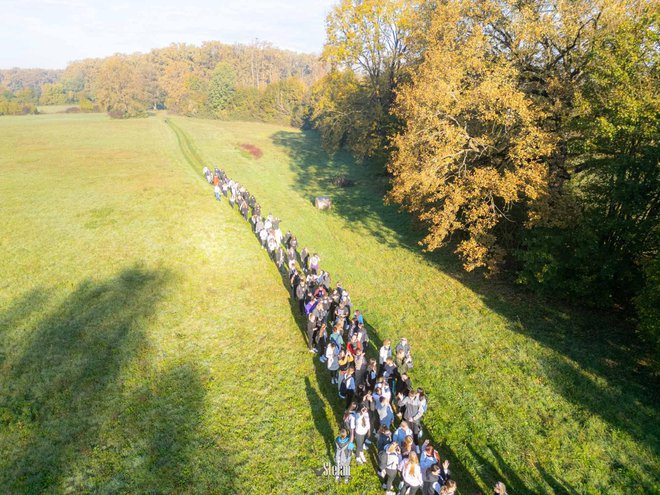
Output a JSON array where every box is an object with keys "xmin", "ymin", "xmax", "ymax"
[
  {"xmin": 379, "ymin": 345, "xmax": 392, "ymax": 365},
  {"xmin": 401, "ymin": 462, "xmax": 423, "ymax": 487},
  {"xmin": 386, "ymin": 452, "xmax": 401, "ymax": 470},
  {"xmin": 326, "ymin": 346, "xmax": 339, "ymax": 371},
  {"xmin": 355, "ymin": 412, "xmax": 370, "ymax": 436}
]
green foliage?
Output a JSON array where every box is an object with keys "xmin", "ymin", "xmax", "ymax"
[
  {"xmin": 519, "ymin": 8, "xmax": 659, "ymax": 321},
  {"xmin": 14, "ymin": 86, "xmax": 38, "ymax": 104},
  {"xmin": 258, "ymin": 77, "xmax": 306, "ymax": 126},
  {"xmin": 207, "ymin": 63, "xmax": 237, "ymax": 114},
  {"xmin": 0, "ymin": 96, "xmax": 37, "ymax": 115},
  {"xmin": 39, "ymin": 83, "xmax": 69, "ymax": 105},
  {"xmin": 225, "ymin": 86, "xmax": 261, "ymax": 120},
  {"xmin": 318, "ymin": 0, "xmax": 417, "ymax": 161},
  {"xmin": 78, "ymin": 94, "xmax": 97, "ymax": 112},
  {"xmin": 634, "ymin": 256, "xmax": 660, "ymax": 350},
  {"xmin": 310, "ymin": 70, "xmax": 387, "ymax": 160}
]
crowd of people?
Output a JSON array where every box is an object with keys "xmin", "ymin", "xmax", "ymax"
[{"xmin": 204, "ymin": 167, "xmax": 509, "ymax": 495}]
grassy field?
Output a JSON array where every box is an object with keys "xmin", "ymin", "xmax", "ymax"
[{"xmin": 0, "ymin": 112, "xmax": 658, "ymax": 495}]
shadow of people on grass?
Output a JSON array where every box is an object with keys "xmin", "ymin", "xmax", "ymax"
[
  {"xmin": 466, "ymin": 443, "xmax": 531, "ymax": 494},
  {"xmin": 270, "ymin": 128, "xmax": 660, "ymax": 493},
  {"xmin": 0, "ymin": 266, "xmax": 171, "ymax": 493},
  {"xmin": 0, "ymin": 287, "xmax": 53, "ymax": 367},
  {"xmin": 269, "ymin": 245, "xmax": 484, "ymax": 492},
  {"xmin": 305, "ymin": 376, "xmax": 335, "ymax": 461}
]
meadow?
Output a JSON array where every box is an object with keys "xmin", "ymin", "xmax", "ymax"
[{"xmin": 0, "ymin": 112, "xmax": 657, "ymax": 494}]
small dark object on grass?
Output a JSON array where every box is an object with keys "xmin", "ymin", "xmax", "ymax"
[
  {"xmin": 240, "ymin": 143, "xmax": 263, "ymax": 159},
  {"xmin": 64, "ymin": 107, "xmax": 81, "ymax": 113},
  {"xmin": 331, "ymin": 175, "xmax": 354, "ymax": 188}
]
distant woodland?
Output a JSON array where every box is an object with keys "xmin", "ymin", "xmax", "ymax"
[
  {"xmin": 0, "ymin": 40, "xmax": 325, "ymax": 122},
  {"xmin": 1, "ymin": 0, "xmax": 657, "ymax": 346}
]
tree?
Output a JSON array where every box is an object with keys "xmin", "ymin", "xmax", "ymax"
[
  {"xmin": 39, "ymin": 83, "xmax": 68, "ymax": 105},
  {"xmin": 94, "ymin": 56, "xmax": 146, "ymax": 118},
  {"xmin": 387, "ymin": 0, "xmax": 555, "ymax": 272},
  {"xmin": 387, "ymin": 0, "xmax": 650, "ymax": 275},
  {"xmin": 259, "ymin": 77, "xmax": 306, "ymax": 125},
  {"xmin": 318, "ymin": 0, "xmax": 420, "ymax": 160},
  {"xmin": 207, "ymin": 63, "xmax": 237, "ymax": 114},
  {"xmin": 310, "ymin": 70, "xmax": 378, "ymax": 157},
  {"xmin": 518, "ymin": 5, "xmax": 659, "ymax": 309}
]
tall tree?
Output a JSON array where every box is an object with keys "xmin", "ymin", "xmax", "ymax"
[
  {"xmin": 388, "ymin": 0, "xmax": 556, "ymax": 272},
  {"xmin": 387, "ymin": 0, "xmax": 647, "ymax": 274},
  {"xmin": 207, "ymin": 63, "xmax": 237, "ymax": 115},
  {"xmin": 519, "ymin": 4, "xmax": 659, "ymax": 310},
  {"xmin": 319, "ymin": 0, "xmax": 420, "ymax": 161},
  {"xmin": 94, "ymin": 56, "xmax": 146, "ymax": 118}
]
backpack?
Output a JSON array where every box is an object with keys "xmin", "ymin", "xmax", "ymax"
[{"xmin": 339, "ymin": 378, "xmax": 348, "ymax": 396}]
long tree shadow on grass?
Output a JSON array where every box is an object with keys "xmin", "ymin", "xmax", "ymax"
[
  {"xmin": 116, "ymin": 361, "xmax": 237, "ymax": 494},
  {"xmin": 0, "ymin": 287, "xmax": 53, "ymax": 367},
  {"xmin": 0, "ymin": 266, "xmax": 171, "ymax": 493},
  {"xmin": 271, "ymin": 129, "xmax": 660, "ymax": 492}
]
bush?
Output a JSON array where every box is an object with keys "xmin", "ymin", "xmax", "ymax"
[{"xmin": 0, "ymin": 99, "xmax": 37, "ymax": 115}]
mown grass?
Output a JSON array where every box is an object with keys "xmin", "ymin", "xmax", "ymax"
[
  {"xmin": 0, "ymin": 112, "xmax": 657, "ymax": 494},
  {"xmin": 170, "ymin": 115, "xmax": 660, "ymax": 495},
  {"xmin": 0, "ymin": 113, "xmax": 370, "ymax": 494}
]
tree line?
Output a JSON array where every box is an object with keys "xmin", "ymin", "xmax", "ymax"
[
  {"xmin": 312, "ymin": 0, "xmax": 658, "ymax": 346},
  {"xmin": 0, "ymin": 40, "xmax": 326, "ymax": 121}
]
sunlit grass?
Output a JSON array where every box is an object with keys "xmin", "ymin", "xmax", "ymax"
[
  {"xmin": 0, "ymin": 112, "xmax": 657, "ymax": 495},
  {"xmin": 0, "ymin": 113, "xmax": 362, "ymax": 494},
  {"xmin": 174, "ymin": 115, "xmax": 659, "ymax": 495}
]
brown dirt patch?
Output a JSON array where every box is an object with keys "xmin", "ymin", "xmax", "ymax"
[{"xmin": 240, "ymin": 143, "xmax": 263, "ymax": 159}]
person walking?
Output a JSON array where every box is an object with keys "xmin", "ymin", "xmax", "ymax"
[
  {"xmin": 493, "ymin": 481, "xmax": 508, "ymax": 495},
  {"xmin": 376, "ymin": 424, "xmax": 393, "ymax": 452},
  {"xmin": 379, "ymin": 339, "xmax": 392, "ymax": 365},
  {"xmin": 353, "ymin": 349, "xmax": 367, "ymax": 387},
  {"xmin": 440, "ymin": 480, "xmax": 457, "ymax": 494},
  {"xmin": 419, "ymin": 440, "xmax": 441, "ymax": 494},
  {"xmin": 335, "ymin": 429, "xmax": 352, "ymax": 484},
  {"xmin": 381, "ymin": 356, "xmax": 398, "ymax": 396},
  {"xmin": 307, "ymin": 310, "xmax": 318, "ymax": 353},
  {"xmin": 309, "ymin": 253, "xmax": 320, "ymax": 274},
  {"xmin": 399, "ymin": 451, "xmax": 423, "ymax": 495},
  {"xmin": 354, "ymin": 405, "xmax": 371, "ymax": 464},
  {"xmin": 316, "ymin": 323, "xmax": 328, "ymax": 362},
  {"xmin": 393, "ymin": 421, "xmax": 412, "ymax": 447},
  {"xmin": 343, "ymin": 403, "xmax": 357, "ymax": 445},
  {"xmin": 295, "ymin": 280, "xmax": 306, "ymax": 315},
  {"xmin": 397, "ymin": 389, "xmax": 424, "ymax": 447},
  {"xmin": 300, "ymin": 247, "xmax": 309, "ymax": 272},
  {"xmin": 330, "ymin": 326, "xmax": 344, "ymax": 353},
  {"xmin": 381, "ymin": 442, "xmax": 401, "ymax": 495},
  {"xmin": 326, "ymin": 342, "xmax": 339, "ymax": 384},
  {"xmin": 341, "ymin": 366, "xmax": 356, "ymax": 407},
  {"xmin": 365, "ymin": 358, "xmax": 379, "ymax": 391},
  {"xmin": 377, "ymin": 396, "xmax": 395, "ymax": 429}
]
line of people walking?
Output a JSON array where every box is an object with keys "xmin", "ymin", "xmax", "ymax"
[{"xmin": 204, "ymin": 167, "xmax": 509, "ymax": 495}]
